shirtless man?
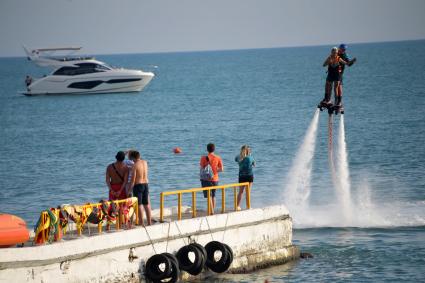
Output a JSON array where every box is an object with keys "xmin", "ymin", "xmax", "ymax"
[
  {"xmin": 106, "ymin": 151, "xmax": 129, "ymax": 200},
  {"xmin": 129, "ymin": 150, "xmax": 151, "ymax": 226}
]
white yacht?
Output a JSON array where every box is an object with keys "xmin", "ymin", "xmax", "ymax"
[{"xmin": 22, "ymin": 47, "xmax": 154, "ymax": 96}]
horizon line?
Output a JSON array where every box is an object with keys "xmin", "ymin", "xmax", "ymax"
[{"xmin": 1, "ymin": 38, "xmax": 424, "ymax": 59}]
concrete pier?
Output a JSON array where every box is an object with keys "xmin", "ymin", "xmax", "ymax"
[{"xmin": 0, "ymin": 205, "xmax": 299, "ymax": 282}]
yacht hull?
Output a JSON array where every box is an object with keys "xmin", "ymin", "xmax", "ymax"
[{"xmin": 24, "ymin": 71, "xmax": 154, "ymax": 96}]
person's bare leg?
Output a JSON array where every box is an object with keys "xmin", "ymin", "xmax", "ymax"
[
  {"xmin": 236, "ymin": 187, "xmax": 245, "ymax": 209},
  {"xmin": 144, "ymin": 202, "xmax": 152, "ymax": 225},
  {"xmin": 144, "ymin": 195, "xmax": 152, "ymax": 225},
  {"xmin": 332, "ymin": 82, "xmax": 338, "ymax": 103},
  {"xmin": 334, "ymin": 82, "xmax": 341, "ymax": 105},
  {"xmin": 338, "ymin": 83, "xmax": 343, "ymax": 99},
  {"xmin": 208, "ymin": 195, "xmax": 216, "ymax": 215},
  {"xmin": 138, "ymin": 205, "xmax": 144, "ymax": 226},
  {"xmin": 323, "ymin": 81, "xmax": 331, "ymax": 102},
  {"xmin": 212, "ymin": 196, "xmax": 216, "ymax": 212},
  {"xmin": 337, "ymin": 83, "xmax": 343, "ymax": 105}
]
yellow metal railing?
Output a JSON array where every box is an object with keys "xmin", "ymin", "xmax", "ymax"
[
  {"xmin": 160, "ymin": 182, "xmax": 251, "ymax": 222},
  {"xmin": 36, "ymin": 197, "xmax": 138, "ymax": 244}
]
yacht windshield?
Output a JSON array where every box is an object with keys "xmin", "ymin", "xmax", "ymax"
[
  {"xmin": 97, "ymin": 63, "xmax": 112, "ymax": 70},
  {"xmin": 52, "ymin": 63, "xmax": 111, "ymax": 76}
]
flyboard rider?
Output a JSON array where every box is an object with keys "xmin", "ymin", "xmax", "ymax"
[
  {"xmin": 321, "ymin": 47, "xmax": 348, "ymax": 107},
  {"xmin": 319, "ymin": 44, "xmax": 356, "ymax": 112},
  {"xmin": 336, "ymin": 43, "xmax": 357, "ymax": 106}
]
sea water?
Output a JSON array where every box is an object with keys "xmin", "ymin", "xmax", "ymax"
[{"xmin": 0, "ymin": 40, "xmax": 424, "ymax": 282}]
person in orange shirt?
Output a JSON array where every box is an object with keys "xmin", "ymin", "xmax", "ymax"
[{"xmin": 200, "ymin": 143, "xmax": 224, "ymax": 214}]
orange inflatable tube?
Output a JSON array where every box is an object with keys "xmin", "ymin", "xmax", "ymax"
[{"xmin": 0, "ymin": 214, "xmax": 30, "ymax": 248}]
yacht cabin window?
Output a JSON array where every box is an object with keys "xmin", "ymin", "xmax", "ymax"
[{"xmin": 53, "ymin": 63, "xmax": 111, "ymax": 76}]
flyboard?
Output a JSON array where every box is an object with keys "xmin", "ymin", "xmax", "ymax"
[{"xmin": 317, "ymin": 100, "xmax": 344, "ymax": 115}]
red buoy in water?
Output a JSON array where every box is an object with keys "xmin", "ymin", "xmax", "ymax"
[{"xmin": 173, "ymin": 147, "xmax": 182, "ymax": 154}]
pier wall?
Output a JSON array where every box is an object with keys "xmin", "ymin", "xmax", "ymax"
[{"xmin": 0, "ymin": 205, "xmax": 299, "ymax": 282}]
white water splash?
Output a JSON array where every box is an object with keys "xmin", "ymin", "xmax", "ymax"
[
  {"xmin": 283, "ymin": 109, "xmax": 320, "ymax": 216},
  {"xmin": 328, "ymin": 114, "xmax": 338, "ymax": 190},
  {"xmin": 335, "ymin": 115, "xmax": 352, "ymax": 221},
  {"xmin": 283, "ymin": 111, "xmax": 425, "ymax": 228},
  {"xmin": 292, "ymin": 179, "xmax": 425, "ymax": 228}
]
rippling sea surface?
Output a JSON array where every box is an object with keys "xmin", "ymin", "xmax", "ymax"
[{"xmin": 1, "ymin": 40, "xmax": 424, "ymax": 282}]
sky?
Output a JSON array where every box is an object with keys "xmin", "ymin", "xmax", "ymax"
[{"xmin": 1, "ymin": 0, "xmax": 424, "ymax": 57}]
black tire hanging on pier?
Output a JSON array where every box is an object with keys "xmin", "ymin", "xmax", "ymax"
[
  {"xmin": 162, "ymin": 252, "xmax": 179, "ymax": 269},
  {"xmin": 186, "ymin": 243, "xmax": 207, "ymax": 275},
  {"xmin": 222, "ymin": 243, "xmax": 233, "ymax": 264},
  {"xmin": 160, "ymin": 253, "xmax": 180, "ymax": 283},
  {"xmin": 211, "ymin": 243, "xmax": 233, "ymax": 273},
  {"xmin": 204, "ymin": 241, "xmax": 229, "ymax": 273},
  {"xmin": 189, "ymin": 242, "xmax": 207, "ymax": 260},
  {"xmin": 145, "ymin": 253, "xmax": 172, "ymax": 281},
  {"xmin": 176, "ymin": 244, "xmax": 204, "ymax": 273}
]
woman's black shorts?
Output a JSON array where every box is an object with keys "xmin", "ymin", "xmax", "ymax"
[
  {"xmin": 239, "ymin": 175, "xmax": 254, "ymax": 183},
  {"xmin": 326, "ymin": 73, "xmax": 341, "ymax": 82}
]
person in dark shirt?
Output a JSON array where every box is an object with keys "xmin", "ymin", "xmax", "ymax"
[{"xmin": 336, "ymin": 44, "xmax": 356, "ymax": 106}]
